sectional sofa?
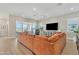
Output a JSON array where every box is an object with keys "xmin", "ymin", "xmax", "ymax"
[{"xmin": 18, "ymin": 32, "xmax": 66, "ymax": 55}]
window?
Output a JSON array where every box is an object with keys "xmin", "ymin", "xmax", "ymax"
[
  {"xmin": 31, "ymin": 23, "xmax": 36, "ymax": 34},
  {"xmin": 16, "ymin": 21, "xmax": 36, "ymax": 34},
  {"xmin": 67, "ymin": 18, "xmax": 79, "ymax": 32},
  {"xmin": 23, "ymin": 23, "xmax": 28, "ymax": 32},
  {"xmin": 16, "ymin": 21, "xmax": 23, "ymax": 32}
]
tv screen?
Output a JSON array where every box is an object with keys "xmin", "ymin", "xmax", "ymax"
[{"xmin": 46, "ymin": 23, "xmax": 58, "ymax": 30}]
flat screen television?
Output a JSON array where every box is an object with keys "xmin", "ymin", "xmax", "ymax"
[{"xmin": 46, "ymin": 23, "xmax": 58, "ymax": 30}]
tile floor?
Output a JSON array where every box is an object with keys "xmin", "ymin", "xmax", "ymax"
[{"xmin": 0, "ymin": 37, "xmax": 78, "ymax": 55}]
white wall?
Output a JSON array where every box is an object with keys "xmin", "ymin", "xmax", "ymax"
[
  {"xmin": 39, "ymin": 11, "xmax": 79, "ymax": 40},
  {"xmin": 0, "ymin": 19, "xmax": 8, "ymax": 36},
  {"xmin": 3, "ymin": 11, "xmax": 79, "ymax": 40}
]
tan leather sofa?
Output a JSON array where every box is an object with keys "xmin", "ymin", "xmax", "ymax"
[{"xmin": 18, "ymin": 32, "xmax": 66, "ymax": 55}]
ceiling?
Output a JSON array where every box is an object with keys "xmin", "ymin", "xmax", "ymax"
[{"xmin": 0, "ymin": 3, "xmax": 79, "ymax": 20}]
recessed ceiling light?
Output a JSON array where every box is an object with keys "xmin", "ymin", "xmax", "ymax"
[
  {"xmin": 70, "ymin": 8, "xmax": 74, "ymax": 11},
  {"xmin": 33, "ymin": 8, "xmax": 37, "ymax": 11}
]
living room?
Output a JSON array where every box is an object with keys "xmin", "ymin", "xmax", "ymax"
[{"xmin": 0, "ymin": 3, "xmax": 79, "ymax": 55}]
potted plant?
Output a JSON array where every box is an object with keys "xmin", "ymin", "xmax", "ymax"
[
  {"xmin": 35, "ymin": 28, "xmax": 40, "ymax": 35},
  {"xmin": 74, "ymin": 26, "xmax": 79, "ymax": 33}
]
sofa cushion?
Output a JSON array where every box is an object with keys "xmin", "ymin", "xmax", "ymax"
[
  {"xmin": 35, "ymin": 35, "xmax": 48, "ymax": 41},
  {"xmin": 48, "ymin": 34, "xmax": 60, "ymax": 43},
  {"xmin": 48, "ymin": 32, "xmax": 65, "ymax": 43}
]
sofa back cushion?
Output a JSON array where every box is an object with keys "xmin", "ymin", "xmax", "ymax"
[
  {"xmin": 48, "ymin": 35, "xmax": 59, "ymax": 43},
  {"xmin": 48, "ymin": 32, "xmax": 64, "ymax": 43},
  {"xmin": 35, "ymin": 35, "xmax": 48, "ymax": 41}
]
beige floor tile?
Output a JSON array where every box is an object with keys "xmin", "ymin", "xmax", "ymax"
[{"xmin": 0, "ymin": 37, "xmax": 78, "ymax": 55}]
